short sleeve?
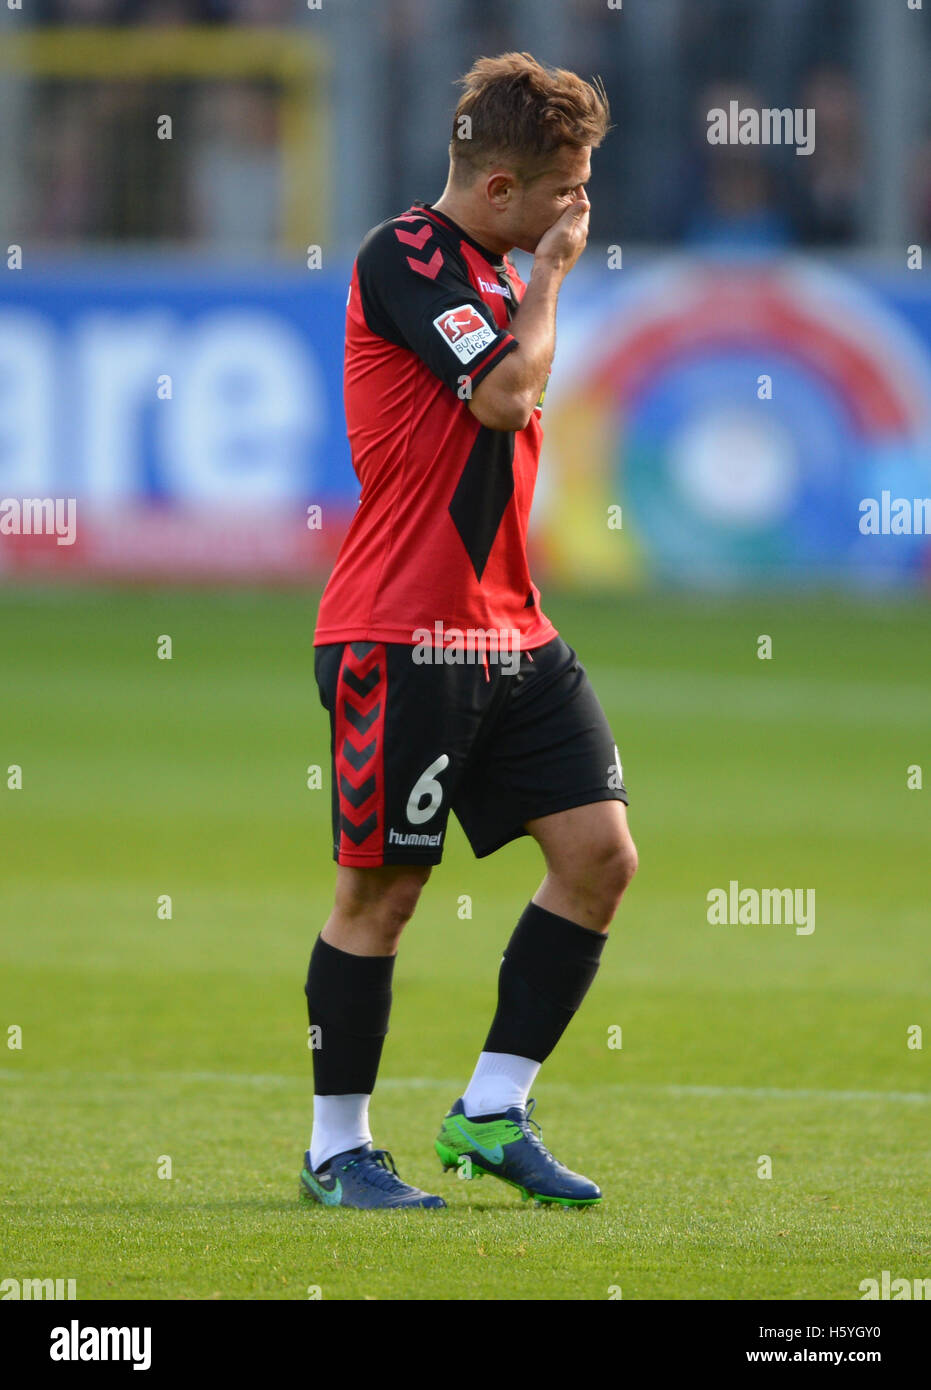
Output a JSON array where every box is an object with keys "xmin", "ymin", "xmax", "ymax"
[{"xmin": 355, "ymin": 218, "xmax": 519, "ymax": 395}]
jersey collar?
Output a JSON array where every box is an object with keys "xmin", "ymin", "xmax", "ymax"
[{"xmin": 412, "ymin": 203, "xmax": 509, "ymax": 269}]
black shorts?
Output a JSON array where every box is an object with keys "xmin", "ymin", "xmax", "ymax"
[{"xmin": 314, "ymin": 633, "xmax": 628, "ymax": 867}]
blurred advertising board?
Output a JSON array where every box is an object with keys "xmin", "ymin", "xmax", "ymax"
[{"xmin": 2, "ymin": 257, "xmax": 930, "ymax": 588}]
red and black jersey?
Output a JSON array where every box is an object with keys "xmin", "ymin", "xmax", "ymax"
[{"xmin": 314, "ymin": 202, "xmax": 557, "ymax": 650}]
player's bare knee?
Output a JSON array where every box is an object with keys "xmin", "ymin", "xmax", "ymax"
[
  {"xmin": 380, "ymin": 871, "xmax": 430, "ymax": 928},
  {"xmin": 613, "ymin": 834, "xmax": 638, "ymax": 894},
  {"xmin": 336, "ymin": 865, "xmax": 429, "ymax": 925},
  {"xmin": 575, "ymin": 833, "xmax": 637, "ymax": 914},
  {"xmin": 603, "ymin": 836, "xmax": 637, "ymax": 908}
]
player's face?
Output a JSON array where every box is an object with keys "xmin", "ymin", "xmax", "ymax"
[{"xmin": 507, "ymin": 145, "xmax": 592, "ymax": 254}]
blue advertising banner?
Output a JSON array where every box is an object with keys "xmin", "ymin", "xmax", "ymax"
[
  {"xmin": 1, "ymin": 256, "xmax": 930, "ymax": 586},
  {"xmin": 0, "ymin": 261, "xmax": 353, "ymax": 578}
]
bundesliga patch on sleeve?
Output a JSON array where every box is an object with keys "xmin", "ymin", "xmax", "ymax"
[{"xmin": 432, "ymin": 304, "xmax": 497, "ymax": 364}]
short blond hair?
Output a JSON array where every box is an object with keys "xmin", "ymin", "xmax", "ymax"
[{"xmin": 450, "ymin": 51, "xmax": 610, "ymax": 185}]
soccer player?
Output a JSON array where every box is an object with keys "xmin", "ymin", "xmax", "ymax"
[{"xmin": 300, "ymin": 53, "xmax": 637, "ymax": 1210}]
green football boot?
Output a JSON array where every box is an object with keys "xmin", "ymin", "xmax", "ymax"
[{"xmin": 435, "ymin": 1097, "xmax": 602, "ymax": 1206}]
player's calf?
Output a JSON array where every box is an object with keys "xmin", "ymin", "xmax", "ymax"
[{"xmin": 302, "ymin": 865, "xmax": 431, "ymax": 1184}]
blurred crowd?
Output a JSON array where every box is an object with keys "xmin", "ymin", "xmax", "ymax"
[
  {"xmin": 4, "ymin": 0, "xmax": 931, "ymax": 252},
  {"xmin": 32, "ymin": 0, "xmax": 290, "ymax": 20}
]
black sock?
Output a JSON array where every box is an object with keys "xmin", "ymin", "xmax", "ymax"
[
  {"xmin": 304, "ymin": 934, "xmax": 395, "ymax": 1095},
  {"xmin": 483, "ymin": 903, "xmax": 607, "ymax": 1064}
]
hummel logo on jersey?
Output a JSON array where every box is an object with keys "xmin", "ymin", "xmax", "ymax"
[
  {"xmin": 433, "ymin": 305, "xmax": 496, "ymax": 364},
  {"xmin": 478, "ymin": 277, "xmax": 511, "ymax": 298}
]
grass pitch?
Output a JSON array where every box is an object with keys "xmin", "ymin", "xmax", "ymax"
[{"xmin": 1, "ymin": 587, "xmax": 928, "ymax": 1300}]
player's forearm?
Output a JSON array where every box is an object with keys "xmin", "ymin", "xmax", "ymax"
[
  {"xmin": 470, "ymin": 262, "xmax": 564, "ymax": 430},
  {"xmin": 499, "ymin": 261, "xmax": 563, "ymax": 406}
]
